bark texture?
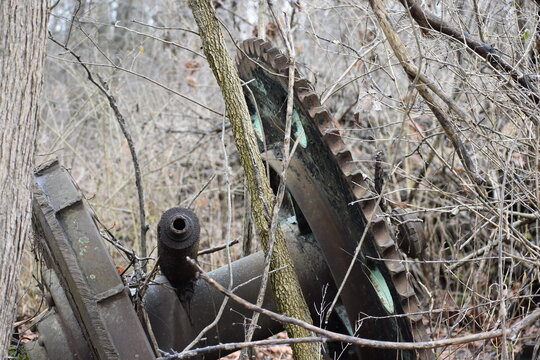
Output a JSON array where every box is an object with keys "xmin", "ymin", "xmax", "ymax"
[
  {"xmin": 0, "ymin": 2, "xmax": 48, "ymax": 356},
  {"xmin": 188, "ymin": 1, "xmax": 319, "ymax": 359}
]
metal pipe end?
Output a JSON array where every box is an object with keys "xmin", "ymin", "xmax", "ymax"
[
  {"xmin": 158, "ymin": 207, "xmax": 200, "ymax": 250},
  {"xmin": 170, "ymin": 215, "xmax": 188, "ymax": 236}
]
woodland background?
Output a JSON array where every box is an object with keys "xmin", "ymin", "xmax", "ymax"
[{"xmin": 12, "ymin": 0, "xmax": 540, "ymax": 359}]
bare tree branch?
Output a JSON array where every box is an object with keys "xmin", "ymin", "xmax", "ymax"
[
  {"xmin": 49, "ymin": 34, "xmax": 149, "ymax": 268},
  {"xmin": 190, "ymin": 258, "xmax": 540, "ymax": 351},
  {"xmin": 398, "ymin": 0, "xmax": 540, "ymax": 105},
  {"xmin": 368, "ymin": 0, "xmax": 486, "ymax": 187},
  {"xmin": 159, "ymin": 337, "xmax": 324, "ymax": 359}
]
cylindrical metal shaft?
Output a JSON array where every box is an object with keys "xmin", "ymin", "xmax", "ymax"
[
  {"xmin": 144, "ymin": 222, "xmax": 337, "ymax": 358},
  {"xmin": 157, "ymin": 207, "xmax": 200, "ymax": 291}
]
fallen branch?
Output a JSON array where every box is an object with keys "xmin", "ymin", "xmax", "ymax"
[
  {"xmin": 368, "ymin": 0, "xmax": 485, "ymax": 187},
  {"xmin": 189, "ymin": 258, "xmax": 540, "ymax": 350},
  {"xmin": 197, "ymin": 239, "xmax": 239, "ymax": 256},
  {"xmin": 158, "ymin": 336, "xmax": 324, "ymax": 359},
  {"xmin": 398, "ymin": 0, "xmax": 540, "ymax": 106}
]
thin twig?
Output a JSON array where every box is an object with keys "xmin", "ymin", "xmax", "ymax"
[
  {"xmin": 187, "ymin": 173, "xmax": 216, "ymax": 209},
  {"xmin": 197, "ymin": 239, "xmax": 239, "ymax": 256},
  {"xmin": 368, "ymin": 0, "xmax": 485, "ymax": 187},
  {"xmin": 131, "ymin": 19, "xmax": 199, "ymax": 35},
  {"xmin": 47, "ymin": 56, "xmax": 222, "ymax": 116},
  {"xmin": 64, "ymin": 0, "xmax": 81, "ymax": 47},
  {"xmin": 159, "ymin": 336, "xmax": 325, "ymax": 359},
  {"xmin": 398, "ymin": 0, "xmax": 540, "ymax": 106},
  {"xmin": 113, "ymin": 22, "xmax": 205, "ymax": 58},
  {"xmin": 49, "ymin": 34, "xmax": 150, "ymax": 270}
]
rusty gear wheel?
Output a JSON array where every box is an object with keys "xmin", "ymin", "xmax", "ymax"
[{"xmin": 236, "ymin": 38, "xmax": 432, "ymax": 360}]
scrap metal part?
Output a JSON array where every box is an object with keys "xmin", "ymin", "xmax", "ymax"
[
  {"xmin": 236, "ymin": 38, "xmax": 432, "ymax": 359},
  {"xmin": 145, "ymin": 222, "xmax": 343, "ymax": 359},
  {"xmin": 26, "ymin": 160, "xmax": 346, "ymax": 360},
  {"xmin": 393, "ymin": 207, "xmax": 426, "ymax": 259},
  {"xmin": 29, "ymin": 159, "xmax": 157, "ymax": 359},
  {"xmin": 24, "ymin": 269, "xmax": 94, "ymax": 360},
  {"xmin": 157, "ymin": 207, "xmax": 200, "ymax": 294}
]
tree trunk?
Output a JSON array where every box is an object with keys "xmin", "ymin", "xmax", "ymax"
[
  {"xmin": 188, "ymin": 1, "xmax": 319, "ymax": 359},
  {"xmin": 0, "ymin": 2, "xmax": 48, "ymax": 357}
]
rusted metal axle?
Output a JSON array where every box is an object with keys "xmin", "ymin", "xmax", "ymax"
[
  {"xmin": 146, "ymin": 221, "xmax": 339, "ymax": 358},
  {"xmin": 157, "ymin": 207, "xmax": 200, "ymax": 294}
]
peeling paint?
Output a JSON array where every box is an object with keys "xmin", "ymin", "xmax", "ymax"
[
  {"xmin": 251, "ymin": 113, "xmax": 265, "ymax": 142},
  {"xmin": 78, "ymin": 236, "xmax": 89, "ymax": 256},
  {"xmin": 286, "ymin": 215, "xmax": 297, "ymax": 224},
  {"xmin": 292, "ymin": 109, "xmax": 307, "ymax": 148},
  {"xmin": 368, "ymin": 267, "xmax": 394, "ymax": 314}
]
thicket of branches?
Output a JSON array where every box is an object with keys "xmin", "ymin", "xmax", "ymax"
[{"xmin": 15, "ymin": 0, "xmax": 540, "ymax": 359}]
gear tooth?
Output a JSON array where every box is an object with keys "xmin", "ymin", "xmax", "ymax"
[
  {"xmin": 359, "ymin": 195, "xmax": 377, "ymax": 221},
  {"xmin": 242, "ymin": 38, "xmax": 256, "ymax": 54},
  {"xmin": 385, "ymin": 259, "xmax": 406, "ymax": 276},
  {"xmin": 237, "ymin": 55, "xmax": 254, "ymax": 81},
  {"xmin": 364, "ymin": 200, "xmax": 385, "ymax": 224},
  {"xmin": 375, "ymin": 237, "xmax": 395, "ymax": 253},
  {"xmin": 263, "ymin": 47, "xmax": 281, "ymax": 64},
  {"xmin": 394, "ymin": 209, "xmax": 426, "ymax": 258},
  {"xmin": 254, "ymin": 41, "xmax": 272, "ymax": 57},
  {"xmin": 387, "ymin": 263, "xmax": 407, "ymax": 277},
  {"xmin": 392, "ymin": 271, "xmax": 415, "ymax": 298},
  {"xmin": 371, "ymin": 218, "xmax": 396, "ymax": 253},
  {"xmin": 299, "ymin": 91, "xmax": 321, "ymax": 108},
  {"xmin": 383, "ymin": 246, "xmax": 404, "ymax": 271},
  {"xmin": 371, "ymin": 218, "xmax": 390, "ymax": 240},
  {"xmin": 270, "ymin": 54, "xmax": 289, "ymax": 72},
  {"xmin": 236, "ymin": 50, "xmax": 248, "ymax": 69},
  {"xmin": 335, "ymin": 149, "xmax": 354, "ymax": 174},
  {"xmin": 401, "ymin": 300, "xmax": 423, "ymax": 322},
  {"xmin": 238, "ymin": 39, "xmax": 258, "ymax": 75},
  {"xmin": 352, "ymin": 183, "xmax": 369, "ymax": 199},
  {"xmin": 308, "ymin": 105, "xmax": 325, "ymax": 118},
  {"xmin": 236, "ymin": 46, "xmax": 244, "ymax": 64},
  {"xmin": 347, "ymin": 170, "xmax": 369, "ymax": 199},
  {"xmin": 250, "ymin": 38, "xmax": 265, "ymax": 54},
  {"xmin": 310, "ymin": 107, "xmax": 333, "ymax": 130},
  {"xmin": 322, "ymin": 131, "xmax": 344, "ymax": 154},
  {"xmin": 294, "ymin": 79, "xmax": 313, "ymax": 93}
]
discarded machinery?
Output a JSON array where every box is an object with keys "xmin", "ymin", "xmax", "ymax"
[
  {"xmin": 22, "ymin": 38, "xmax": 430, "ymax": 360},
  {"xmin": 26, "ymin": 160, "xmax": 341, "ymax": 359}
]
